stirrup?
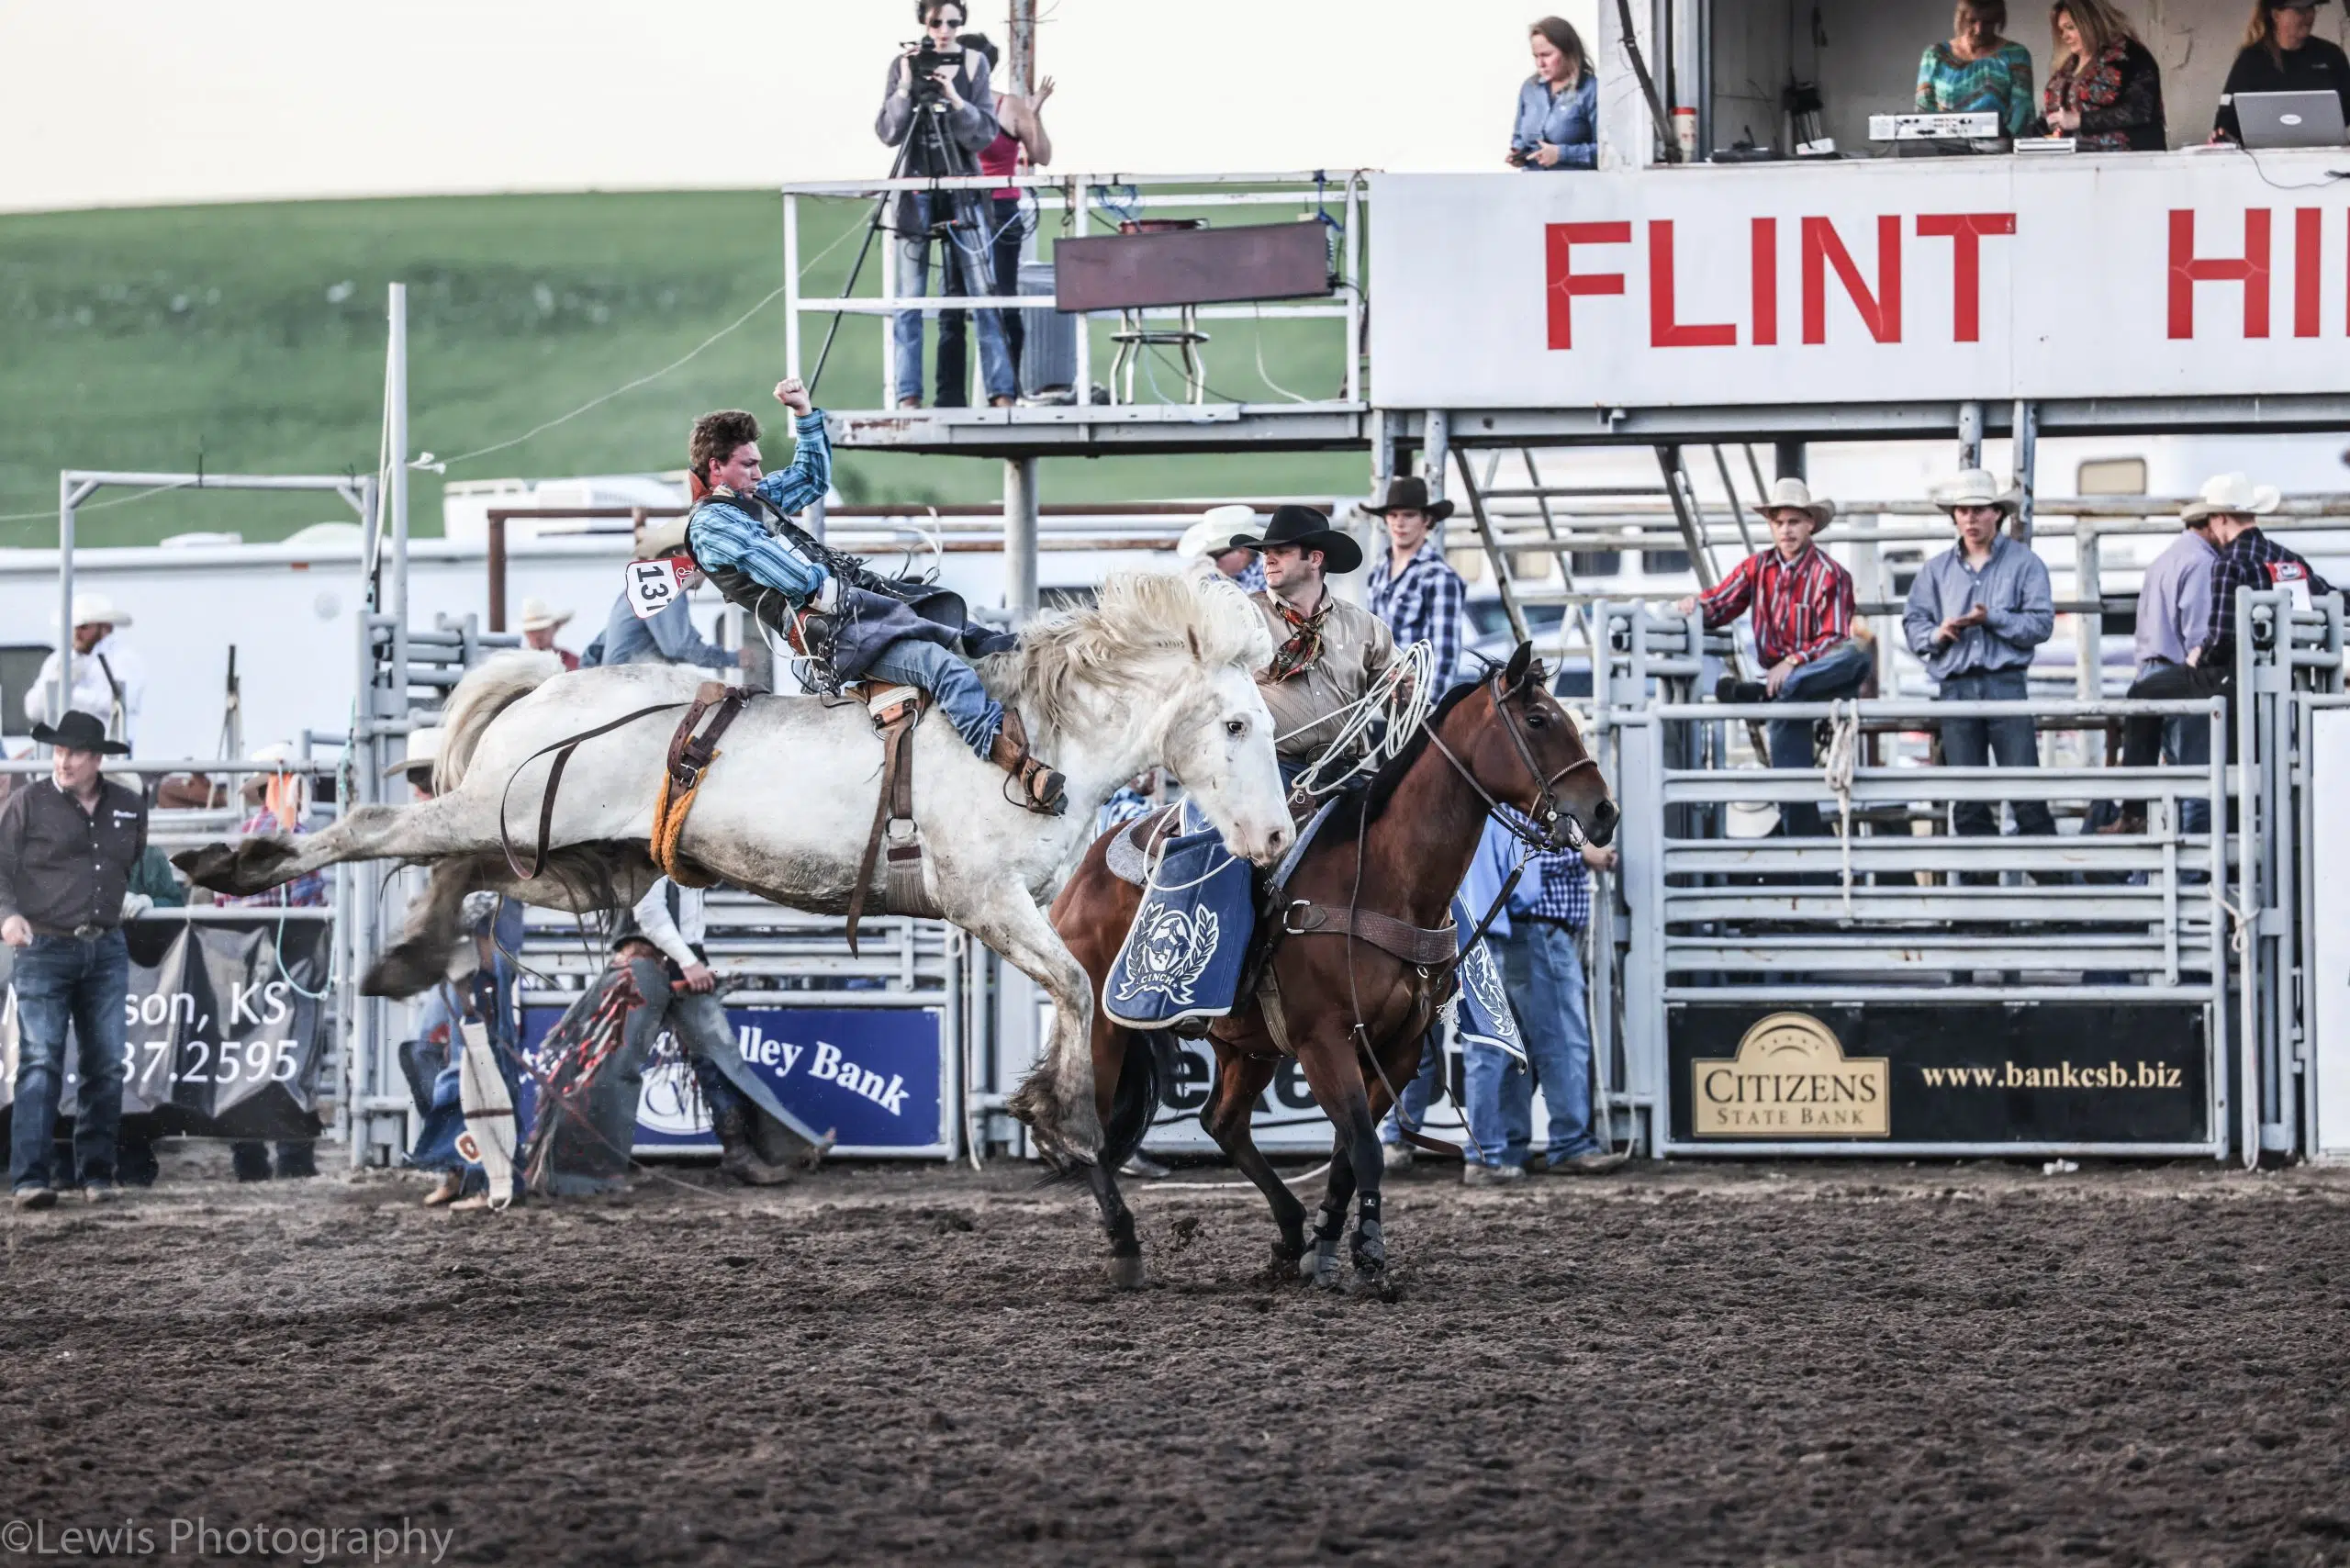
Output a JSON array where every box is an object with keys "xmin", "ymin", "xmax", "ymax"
[{"xmin": 990, "ymin": 711, "xmax": 1067, "ymax": 816}]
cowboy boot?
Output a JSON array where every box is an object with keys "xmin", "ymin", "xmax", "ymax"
[
  {"xmin": 715, "ymin": 1105, "xmax": 792, "ymax": 1187},
  {"xmin": 989, "ymin": 711, "xmax": 1067, "ymax": 816}
]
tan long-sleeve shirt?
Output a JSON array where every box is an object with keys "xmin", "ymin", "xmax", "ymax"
[{"xmin": 1250, "ymin": 588, "xmax": 1396, "ymax": 763}]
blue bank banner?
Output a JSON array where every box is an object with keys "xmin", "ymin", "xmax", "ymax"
[{"xmin": 518, "ymin": 1001, "xmax": 946, "ymax": 1154}]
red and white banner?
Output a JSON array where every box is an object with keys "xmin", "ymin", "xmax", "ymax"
[{"xmin": 1368, "ymin": 156, "xmax": 2350, "ymax": 409}]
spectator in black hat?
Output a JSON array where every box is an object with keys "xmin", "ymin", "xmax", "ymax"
[{"xmin": 0, "ymin": 711, "xmax": 146, "ymax": 1209}]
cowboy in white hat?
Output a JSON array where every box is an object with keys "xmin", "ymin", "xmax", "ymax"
[
  {"xmin": 2177, "ymin": 473, "xmax": 2326, "ymax": 669},
  {"xmin": 2109, "ymin": 475, "xmax": 2334, "ymax": 834},
  {"xmin": 1903, "ymin": 468, "xmax": 2057, "ymax": 851},
  {"xmin": 25, "ymin": 591, "xmax": 145, "ymax": 752},
  {"xmin": 1176, "ymin": 505, "xmax": 1267, "ymax": 593},
  {"xmin": 1676, "ymin": 476, "xmax": 1867, "ymax": 836},
  {"xmin": 517, "ymin": 598, "xmax": 579, "ymax": 671},
  {"xmin": 383, "ymin": 726, "xmax": 444, "ymax": 801}
]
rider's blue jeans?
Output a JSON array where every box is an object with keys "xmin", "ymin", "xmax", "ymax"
[{"xmin": 865, "ymin": 636, "xmax": 1003, "ymax": 758}]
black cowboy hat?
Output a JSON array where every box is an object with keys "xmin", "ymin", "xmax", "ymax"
[
  {"xmin": 31, "ymin": 711, "xmax": 129, "ymax": 756},
  {"xmin": 1361, "ymin": 473, "xmax": 1454, "ymax": 524},
  {"xmin": 1231, "ymin": 504, "xmax": 1364, "ymax": 575}
]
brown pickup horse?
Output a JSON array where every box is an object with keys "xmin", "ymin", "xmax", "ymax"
[{"xmin": 1048, "ymin": 644, "xmax": 1617, "ymax": 1291}]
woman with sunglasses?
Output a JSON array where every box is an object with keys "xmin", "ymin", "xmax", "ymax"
[{"xmin": 876, "ymin": 2, "xmax": 1016, "ymax": 409}]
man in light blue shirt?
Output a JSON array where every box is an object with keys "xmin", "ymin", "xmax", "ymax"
[
  {"xmin": 581, "ymin": 522, "xmax": 742, "ymax": 672},
  {"xmin": 2103, "ymin": 510, "xmax": 2221, "ymax": 834},
  {"xmin": 1903, "ymin": 470, "xmax": 2057, "ymax": 846}
]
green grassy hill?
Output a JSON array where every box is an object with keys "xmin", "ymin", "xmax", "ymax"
[{"xmin": 0, "ymin": 191, "xmax": 1366, "ymax": 549}]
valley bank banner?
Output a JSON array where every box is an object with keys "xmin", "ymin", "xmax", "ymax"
[
  {"xmin": 1370, "ymin": 153, "xmax": 2350, "ymax": 409},
  {"xmin": 519, "ymin": 1000, "xmax": 949, "ymax": 1157}
]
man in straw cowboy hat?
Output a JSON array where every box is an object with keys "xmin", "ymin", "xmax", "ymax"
[
  {"xmin": 26, "ymin": 591, "xmax": 145, "ymax": 752},
  {"xmin": 1175, "ymin": 505, "xmax": 1266, "ymax": 593},
  {"xmin": 2109, "ymin": 474, "xmax": 2335, "ymax": 831},
  {"xmin": 517, "ymin": 598, "xmax": 579, "ymax": 672},
  {"xmin": 1363, "ymin": 475, "xmax": 1470, "ymax": 693},
  {"xmin": 1676, "ymin": 476, "xmax": 1867, "ymax": 837},
  {"xmin": 0, "ymin": 711, "xmax": 146, "ymax": 1208},
  {"xmin": 1904, "ymin": 468, "xmax": 2058, "ymax": 850}
]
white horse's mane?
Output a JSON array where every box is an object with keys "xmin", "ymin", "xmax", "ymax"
[{"xmin": 979, "ymin": 569, "xmax": 1273, "ymax": 734}]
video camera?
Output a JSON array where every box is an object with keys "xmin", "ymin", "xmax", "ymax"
[{"xmin": 904, "ymin": 40, "xmax": 963, "ymax": 95}]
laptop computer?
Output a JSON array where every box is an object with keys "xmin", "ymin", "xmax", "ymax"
[{"xmin": 2233, "ymin": 90, "xmax": 2347, "ymax": 149}]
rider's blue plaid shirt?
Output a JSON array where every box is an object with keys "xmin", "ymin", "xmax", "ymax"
[
  {"xmin": 687, "ymin": 409, "xmax": 834, "ymax": 602},
  {"xmin": 1367, "ymin": 542, "xmax": 1468, "ymax": 688}
]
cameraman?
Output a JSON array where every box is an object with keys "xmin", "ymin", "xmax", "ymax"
[{"xmin": 875, "ymin": 1, "xmax": 1016, "ymax": 409}]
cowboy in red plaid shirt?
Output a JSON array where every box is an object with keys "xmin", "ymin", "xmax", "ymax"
[{"xmin": 1676, "ymin": 477, "xmax": 1870, "ymax": 835}]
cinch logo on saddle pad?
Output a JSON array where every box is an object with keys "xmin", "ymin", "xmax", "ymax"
[
  {"xmin": 1690, "ymin": 1012, "xmax": 1889, "ymax": 1137},
  {"xmin": 1104, "ymin": 802, "xmax": 1252, "ymax": 1030}
]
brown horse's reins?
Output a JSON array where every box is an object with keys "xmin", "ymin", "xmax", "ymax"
[{"xmin": 1318, "ymin": 664, "xmax": 1597, "ymax": 1159}]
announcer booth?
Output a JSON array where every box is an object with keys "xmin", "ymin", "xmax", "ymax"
[{"xmin": 1366, "ymin": 18, "xmax": 2350, "ymax": 1161}]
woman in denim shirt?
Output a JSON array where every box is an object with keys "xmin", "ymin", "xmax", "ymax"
[{"xmin": 1511, "ymin": 17, "xmax": 1598, "ymax": 170}]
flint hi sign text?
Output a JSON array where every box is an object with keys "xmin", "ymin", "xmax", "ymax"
[{"xmin": 1368, "ymin": 162, "xmax": 2350, "ymax": 409}]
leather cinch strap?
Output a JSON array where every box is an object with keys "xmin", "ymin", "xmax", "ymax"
[
  {"xmin": 1281, "ymin": 901, "xmax": 1459, "ymax": 968},
  {"xmin": 846, "ymin": 697, "xmax": 941, "ymax": 955}
]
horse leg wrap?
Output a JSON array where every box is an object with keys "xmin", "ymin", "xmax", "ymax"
[
  {"xmin": 1351, "ymin": 1192, "xmax": 1387, "ymax": 1272},
  {"xmin": 1307, "ymin": 1200, "xmax": 1346, "ymax": 1285}
]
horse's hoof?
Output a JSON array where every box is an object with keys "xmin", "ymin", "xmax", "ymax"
[
  {"xmin": 1307, "ymin": 1244, "xmax": 1343, "ymax": 1290},
  {"xmin": 1107, "ymin": 1253, "xmax": 1147, "ymax": 1291},
  {"xmin": 171, "ymin": 844, "xmax": 235, "ymax": 892}
]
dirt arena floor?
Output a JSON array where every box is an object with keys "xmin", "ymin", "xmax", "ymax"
[{"xmin": 5, "ymin": 1148, "xmax": 2349, "ymax": 1568}]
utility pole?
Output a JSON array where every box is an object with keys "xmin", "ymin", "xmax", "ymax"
[{"xmin": 1007, "ymin": 0, "xmax": 1037, "ymax": 96}]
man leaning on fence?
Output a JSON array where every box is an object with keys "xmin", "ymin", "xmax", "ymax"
[
  {"xmin": 1677, "ymin": 477, "xmax": 1866, "ymax": 837},
  {"xmin": 2100, "ymin": 485, "xmax": 2221, "ymax": 836},
  {"xmin": 0, "ymin": 711, "xmax": 147, "ymax": 1210},
  {"xmin": 1904, "ymin": 470, "xmax": 2058, "ymax": 854},
  {"xmin": 2111, "ymin": 474, "xmax": 2335, "ymax": 830}
]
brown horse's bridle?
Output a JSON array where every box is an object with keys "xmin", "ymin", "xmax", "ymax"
[{"xmin": 1422, "ymin": 664, "xmax": 1604, "ymax": 850}]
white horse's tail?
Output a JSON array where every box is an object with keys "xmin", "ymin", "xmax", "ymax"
[{"xmin": 436, "ymin": 650, "xmax": 566, "ymax": 794}]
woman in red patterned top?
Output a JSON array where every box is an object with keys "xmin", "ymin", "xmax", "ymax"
[
  {"xmin": 1675, "ymin": 478, "xmax": 1870, "ymax": 836},
  {"xmin": 2040, "ymin": 0, "xmax": 2166, "ymax": 150}
]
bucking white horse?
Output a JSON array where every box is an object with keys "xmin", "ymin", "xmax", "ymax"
[{"xmin": 177, "ymin": 571, "xmax": 1290, "ymax": 1161}]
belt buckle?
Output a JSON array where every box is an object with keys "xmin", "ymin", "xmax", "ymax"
[{"xmin": 72, "ymin": 924, "xmax": 103, "ymax": 940}]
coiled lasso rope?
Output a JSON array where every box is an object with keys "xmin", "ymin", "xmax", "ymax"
[
  {"xmin": 1282, "ymin": 640, "xmax": 1439, "ymax": 801},
  {"xmin": 1823, "ymin": 699, "xmax": 1861, "ymax": 921}
]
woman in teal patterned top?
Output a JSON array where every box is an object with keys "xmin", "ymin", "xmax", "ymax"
[{"xmin": 1916, "ymin": 0, "xmax": 2037, "ymax": 136}]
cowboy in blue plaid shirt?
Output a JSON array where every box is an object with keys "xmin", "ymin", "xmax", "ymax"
[{"xmin": 1363, "ymin": 476, "xmax": 1469, "ymax": 688}]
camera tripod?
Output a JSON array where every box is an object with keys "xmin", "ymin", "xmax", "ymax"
[{"xmin": 809, "ymin": 57, "xmax": 997, "ymax": 404}]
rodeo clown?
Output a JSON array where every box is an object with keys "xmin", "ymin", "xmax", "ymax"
[{"xmin": 681, "ymin": 377, "xmax": 1066, "ymax": 814}]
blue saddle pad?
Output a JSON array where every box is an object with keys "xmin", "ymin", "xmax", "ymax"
[
  {"xmin": 1449, "ymin": 895, "xmax": 1524, "ymax": 1060},
  {"xmin": 1103, "ymin": 804, "xmax": 1253, "ymax": 1030}
]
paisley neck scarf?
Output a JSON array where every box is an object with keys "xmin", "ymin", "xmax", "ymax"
[{"xmin": 1267, "ymin": 590, "xmax": 1331, "ymax": 682}]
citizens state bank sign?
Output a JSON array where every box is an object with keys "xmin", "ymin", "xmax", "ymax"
[{"xmin": 1368, "ymin": 156, "xmax": 2350, "ymax": 409}]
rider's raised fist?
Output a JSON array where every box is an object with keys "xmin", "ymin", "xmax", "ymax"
[{"xmin": 774, "ymin": 378, "xmax": 812, "ymax": 416}]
